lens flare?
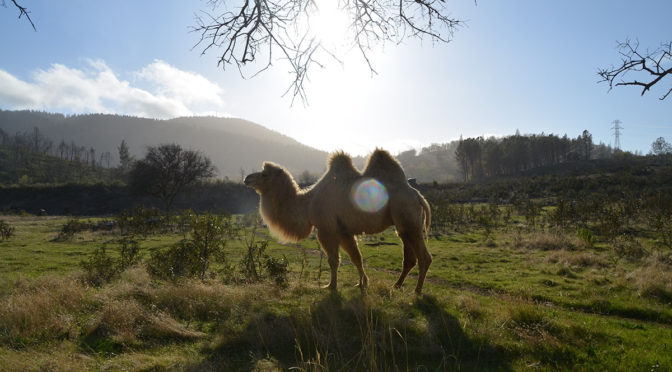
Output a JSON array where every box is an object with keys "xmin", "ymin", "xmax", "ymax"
[{"xmin": 351, "ymin": 178, "xmax": 389, "ymax": 213}]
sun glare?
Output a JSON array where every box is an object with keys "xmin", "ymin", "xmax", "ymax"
[{"xmin": 309, "ymin": 2, "xmax": 350, "ymax": 49}]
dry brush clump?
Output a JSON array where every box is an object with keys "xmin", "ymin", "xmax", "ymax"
[
  {"xmin": 82, "ymin": 298, "xmax": 203, "ymax": 350},
  {"xmin": 0, "ymin": 275, "xmax": 85, "ymax": 346},
  {"xmin": 627, "ymin": 255, "xmax": 672, "ymax": 303},
  {"xmin": 0, "ymin": 267, "xmax": 206, "ymax": 352},
  {"xmin": 547, "ymin": 249, "xmax": 608, "ymax": 269},
  {"xmin": 522, "ymin": 231, "xmax": 581, "ymax": 251},
  {"xmin": 152, "ymin": 280, "xmax": 241, "ymax": 322}
]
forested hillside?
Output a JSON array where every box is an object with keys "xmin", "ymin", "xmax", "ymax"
[
  {"xmin": 0, "ymin": 109, "xmax": 654, "ymax": 184},
  {"xmin": 0, "ymin": 110, "xmax": 329, "ymax": 180}
]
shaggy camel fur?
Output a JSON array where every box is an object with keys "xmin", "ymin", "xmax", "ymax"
[{"xmin": 244, "ymin": 149, "xmax": 432, "ymax": 294}]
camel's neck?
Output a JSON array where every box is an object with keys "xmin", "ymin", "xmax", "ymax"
[{"xmin": 260, "ymin": 185, "xmax": 313, "ymax": 243}]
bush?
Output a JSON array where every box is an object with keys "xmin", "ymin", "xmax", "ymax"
[
  {"xmin": 79, "ymin": 239, "xmax": 143, "ymax": 286},
  {"xmin": 116, "ymin": 206, "xmax": 172, "ymax": 236},
  {"xmin": 146, "ymin": 213, "xmax": 235, "ymax": 281},
  {"xmin": 577, "ymin": 227, "xmax": 596, "ymax": 248},
  {"xmin": 118, "ymin": 238, "xmax": 142, "ymax": 270},
  {"xmin": 265, "ymin": 255, "xmax": 289, "ymax": 287},
  {"xmin": 613, "ymin": 235, "xmax": 648, "ymax": 260},
  {"xmin": 80, "ymin": 247, "xmax": 118, "ymax": 287},
  {"xmin": 56, "ymin": 218, "xmax": 91, "ymax": 241},
  {"xmin": 146, "ymin": 239, "xmax": 200, "ymax": 282},
  {"xmin": 241, "ymin": 239, "xmax": 268, "ymax": 283},
  {"xmin": 0, "ymin": 220, "xmax": 15, "ymax": 241}
]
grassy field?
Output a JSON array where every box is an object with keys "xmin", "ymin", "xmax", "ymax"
[{"xmin": 0, "ymin": 213, "xmax": 671, "ymax": 371}]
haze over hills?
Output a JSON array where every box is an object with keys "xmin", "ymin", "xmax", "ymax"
[{"xmin": 0, "ymin": 110, "xmax": 331, "ymax": 180}]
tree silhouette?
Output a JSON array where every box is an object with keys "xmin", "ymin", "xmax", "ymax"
[
  {"xmin": 599, "ymin": 39, "xmax": 672, "ymax": 100},
  {"xmin": 2, "ymin": 0, "xmax": 35, "ymax": 30},
  {"xmin": 651, "ymin": 137, "xmax": 672, "ymax": 155},
  {"xmin": 129, "ymin": 144, "xmax": 216, "ymax": 211},
  {"xmin": 117, "ymin": 140, "xmax": 134, "ymax": 172},
  {"xmin": 194, "ymin": 0, "xmax": 463, "ymax": 103}
]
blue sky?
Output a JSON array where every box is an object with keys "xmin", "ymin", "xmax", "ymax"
[{"xmin": 1, "ymin": 0, "xmax": 670, "ymax": 156}]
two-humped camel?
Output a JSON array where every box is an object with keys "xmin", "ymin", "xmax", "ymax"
[{"xmin": 244, "ymin": 149, "xmax": 432, "ymax": 294}]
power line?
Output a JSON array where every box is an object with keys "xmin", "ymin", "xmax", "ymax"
[{"xmin": 611, "ymin": 120, "xmax": 623, "ymax": 150}]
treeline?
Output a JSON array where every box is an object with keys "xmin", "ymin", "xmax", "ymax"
[
  {"xmin": 0, "ymin": 181, "xmax": 259, "ymax": 216},
  {"xmin": 0, "ymin": 126, "xmax": 118, "ymax": 184},
  {"xmin": 454, "ymin": 130, "xmax": 618, "ymax": 181}
]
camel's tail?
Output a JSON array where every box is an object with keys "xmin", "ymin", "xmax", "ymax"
[{"xmin": 417, "ymin": 190, "xmax": 431, "ymax": 241}]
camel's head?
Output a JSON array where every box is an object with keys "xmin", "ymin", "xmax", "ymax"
[{"xmin": 244, "ymin": 162, "xmax": 294, "ymax": 194}]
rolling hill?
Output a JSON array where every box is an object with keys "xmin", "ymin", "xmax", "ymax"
[{"xmin": 0, "ymin": 110, "xmax": 330, "ymax": 180}]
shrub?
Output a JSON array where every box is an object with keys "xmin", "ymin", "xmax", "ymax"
[
  {"xmin": 652, "ymin": 213, "xmax": 672, "ymax": 249},
  {"xmin": 147, "ymin": 213, "xmax": 235, "ymax": 281},
  {"xmin": 613, "ymin": 235, "xmax": 648, "ymax": 260},
  {"xmin": 56, "ymin": 218, "xmax": 91, "ymax": 241},
  {"xmin": 146, "ymin": 239, "xmax": 200, "ymax": 282},
  {"xmin": 0, "ymin": 220, "xmax": 15, "ymax": 241},
  {"xmin": 577, "ymin": 227, "xmax": 596, "ymax": 248},
  {"xmin": 265, "ymin": 255, "xmax": 289, "ymax": 287},
  {"xmin": 241, "ymin": 239, "xmax": 268, "ymax": 283},
  {"xmin": 117, "ymin": 238, "xmax": 142, "ymax": 271},
  {"xmin": 80, "ymin": 247, "xmax": 119, "ymax": 287},
  {"xmin": 80, "ymin": 239, "xmax": 143, "ymax": 286},
  {"xmin": 116, "ymin": 206, "xmax": 172, "ymax": 236}
]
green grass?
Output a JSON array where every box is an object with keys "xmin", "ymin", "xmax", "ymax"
[{"xmin": 0, "ymin": 215, "xmax": 671, "ymax": 371}]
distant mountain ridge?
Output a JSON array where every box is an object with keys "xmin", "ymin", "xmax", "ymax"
[{"xmin": 0, "ymin": 110, "xmax": 329, "ymax": 180}]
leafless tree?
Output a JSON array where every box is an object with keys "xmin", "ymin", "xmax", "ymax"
[
  {"xmin": 2, "ymin": 0, "xmax": 35, "ymax": 30},
  {"xmin": 193, "ymin": 0, "xmax": 463, "ymax": 103},
  {"xmin": 599, "ymin": 39, "xmax": 672, "ymax": 100},
  {"xmin": 129, "ymin": 143, "xmax": 217, "ymax": 210}
]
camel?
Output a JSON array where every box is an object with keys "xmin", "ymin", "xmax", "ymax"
[{"xmin": 244, "ymin": 149, "xmax": 432, "ymax": 294}]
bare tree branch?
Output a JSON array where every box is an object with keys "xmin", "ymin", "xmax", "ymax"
[
  {"xmin": 599, "ymin": 39, "xmax": 672, "ymax": 100},
  {"xmin": 193, "ymin": 0, "xmax": 462, "ymax": 104},
  {"xmin": 3, "ymin": 0, "xmax": 36, "ymax": 31}
]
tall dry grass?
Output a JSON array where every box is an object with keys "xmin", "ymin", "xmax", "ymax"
[
  {"xmin": 547, "ymin": 249, "xmax": 608, "ymax": 268},
  {"xmin": 627, "ymin": 254, "xmax": 672, "ymax": 303},
  {"xmin": 523, "ymin": 231, "xmax": 581, "ymax": 251},
  {"xmin": 0, "ymin": 275, "xmax": 85, "ymax": 346}
]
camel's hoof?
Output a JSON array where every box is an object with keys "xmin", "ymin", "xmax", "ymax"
[
  {"xmin": 393, "ymin": 283, "xmax": 402, "ymax": 290},
  {"xmin": 355, "ymin": 280, "xmax": 369, "ymax": 289}
]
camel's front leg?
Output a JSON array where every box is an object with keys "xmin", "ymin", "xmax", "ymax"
[
  {"xmin": 340, "ymin": 233, "xmax": 369, "ymax": 289},
  {"xmin": 317, "ymin": 230, "xmax": 340, "ymax": 290}
]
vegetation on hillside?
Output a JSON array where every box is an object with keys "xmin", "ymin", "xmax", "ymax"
[{"xmin": 0, "ymin": 110, "xmax": 329, "ymax": 180}]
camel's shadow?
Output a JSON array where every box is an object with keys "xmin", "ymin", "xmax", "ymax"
[{"xmin": 188, "ymin": 291, "xmax": 513, "ymax": 371}]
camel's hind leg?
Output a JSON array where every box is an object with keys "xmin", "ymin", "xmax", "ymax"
[
  {"xmin": 340, "ymin": 234, "xmax": 369, "ymax": 289},
  {"xmin": 414, "ymin": 236, "xmax": 432, "ymax": 294},
  {"xmin": 396, "ymin": 232, "xmax": 432, "ymax": 294},
  {"xmin": 394, "ymin": 233, "xmax": 417, "ymax": 289},
  {"xmin": 317, "ymin": 229, "xmax": 340, "ymax": 290}
]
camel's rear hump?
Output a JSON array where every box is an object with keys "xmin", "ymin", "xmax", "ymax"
[{"xmin": 362, "ymin": 149, "xmax": 407, "ymax": 183}]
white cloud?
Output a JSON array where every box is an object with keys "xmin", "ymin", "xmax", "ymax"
[{"xmin": 0, "ymin": 60, "xmax": 228, "ymax": 119}]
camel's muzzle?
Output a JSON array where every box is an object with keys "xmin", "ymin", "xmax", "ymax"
[{"xmin": 243, "ymin": 172, "xmax": 261, "ymax": 187}]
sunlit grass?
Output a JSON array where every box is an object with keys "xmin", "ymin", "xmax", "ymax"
[{"xmin": 0, "ymin": 215, "xmax": 671, "ymax": 370}]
